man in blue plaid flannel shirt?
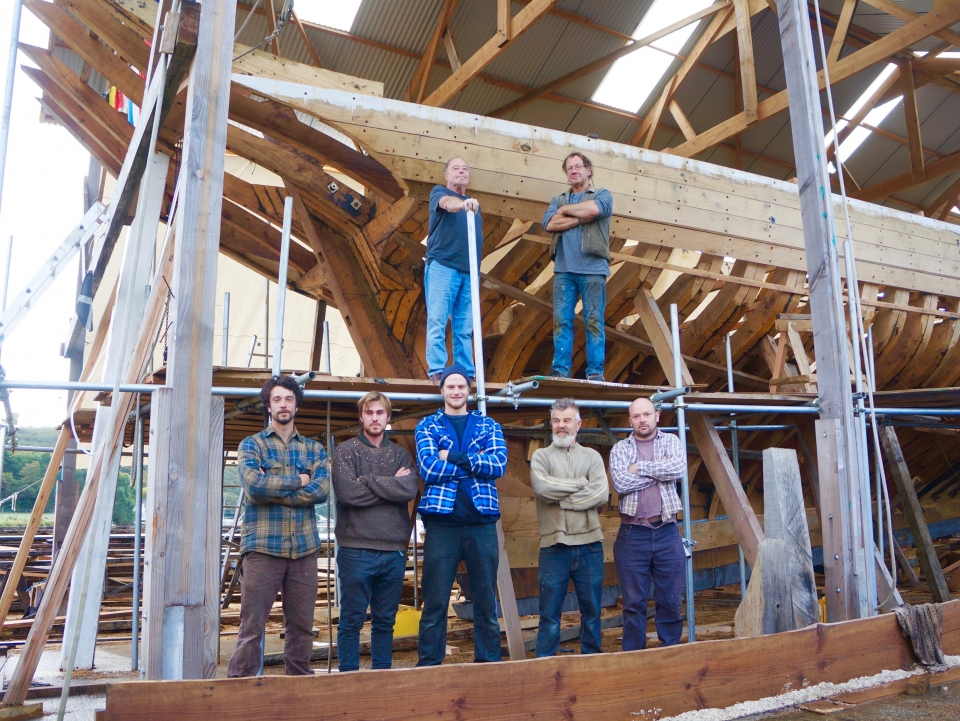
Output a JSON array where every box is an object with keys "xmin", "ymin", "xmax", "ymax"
[
  {"xmin": 610, "ymin": 397, "xmax": 687, "ymax": 651},
  {"xmin": 415, "ymin": 364, "xmax": 507, "ymax": 665},
  {"xmin": 227, "ymin": 376, "xmax": 328, "ymax": 677}
]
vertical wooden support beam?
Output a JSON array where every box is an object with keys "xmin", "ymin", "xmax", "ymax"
[
  {"xmin": 264, "ymin": 0, "xmax": 281, "ymax": 55},
  {"xmin": 643, "ymin": 77, "xmax": 676, "ymax": 150},
  {"xmin": 879, "ymin": 425, "xmax": 950, "ymax": 602},
  {"xmin": 899, "ymin": 58, "xmax": 925, "ymax": 182},
  {"xmin": 497, "ymin": 0, "xmax": 512, "ymax": 46},
  {"xmin": 775, "ymin": 0, "xmax": 868, "ymax": 621},
  {"xmin": 141, "ymin": 0, "xmax": 237, "ymax": 680},
  {"xmin": 634, "ymin": 288, "xmax": 763, "ymax": 566},
  {"xmin": 828, "ymin": 0, "xmax": 858, "ymax": 65},
  {"xmin": 762, "ymin": 448, "xmax": 819, "ymax": 629},
  {"xmin": 204, "ymin": 398, "xmax": 226, "ymax": 677},
  {"xmin": 732, "ymin": 0, "xmax": 758, "ymax": 122},
  {"xmin": 310, "ymin": 299, "xmax": 327, "ymax": 371}
]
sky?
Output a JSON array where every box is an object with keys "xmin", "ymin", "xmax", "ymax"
[{"xmin": 0, "ymin": 4, "xmax": 93, "ymax": 428}]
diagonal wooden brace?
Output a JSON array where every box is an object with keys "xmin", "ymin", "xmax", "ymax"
[{"xmin": 634, "ymin": 287, "xmax": 764, "ymax": 566}]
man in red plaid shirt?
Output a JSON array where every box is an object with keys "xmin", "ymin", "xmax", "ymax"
[{"xmin": 609, "ymin": 397, "xmax": 686, "ymax": 651}]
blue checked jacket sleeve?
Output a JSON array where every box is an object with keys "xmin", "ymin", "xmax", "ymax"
[
  {"xmin": 416, "ymin": 417, "xmax": 467, "ymax": 485},
  {"xmin": 462, "ymin": 417, "xmax": 507, "ymax": 479}
]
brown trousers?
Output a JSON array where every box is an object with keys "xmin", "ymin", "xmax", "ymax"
[{"xmin": 227, "ymin": 551, "xmax": 319, "ymax": 677}]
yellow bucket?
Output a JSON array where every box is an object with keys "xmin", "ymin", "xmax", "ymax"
[
  {"xmin": 818, "ymin": 596, "xmax": 827, "ymax": 623},
  {"xmin": 393, "ymin": 607, "xmax": 422, "ymax": 638}
]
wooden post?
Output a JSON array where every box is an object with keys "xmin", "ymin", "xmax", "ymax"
[
  {"xmin": 142, "ymin": 393, "xmax": 225, "ymax": 678},
  {"xmin": 879, "ymin": 425, "xmax": 950, "ymax": 602},
  {"xmin": 140, "ymin": 0, "xmax": 237, "ymax": 680},
  {"xmin": 775, "ymin": 0, "xmax": 867, "ymax": 620},
  {"xmin": 761, "ymin": 448, "xmax": 818, "ymax": 630}
]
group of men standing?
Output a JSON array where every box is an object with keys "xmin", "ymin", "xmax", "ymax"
[
  {"xmin": 224, "ymin": 150, "xmax": 687, "ymax": 676},
  {"xmin": 227, "ymin": 375, "xmax": 687, "ymax": 675}
]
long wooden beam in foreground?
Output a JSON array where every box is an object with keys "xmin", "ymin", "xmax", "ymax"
[
  {"xmin": 98, "ymin": 600, "xmax": 960, "ymax": 721},
  {"xmin": 234, "ymin": 77, "xmax": 960, "ymax": 300}
]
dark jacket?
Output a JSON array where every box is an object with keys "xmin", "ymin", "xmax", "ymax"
[
  {"xmin": 548, "ymin": 187, "xmax": 612, "ymax": 260},
  {"xmin": 332, "ymin": 434, "xmax": 419, "ymax": 551}
]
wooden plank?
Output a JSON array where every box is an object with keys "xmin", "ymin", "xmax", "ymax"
[
  {"xmin": 263, "ymin": 0, "xmax": 280, "ymax": 56},
  {"xmin": 494, "ymin": 520, "xmax": 524, "ymax": 661},
  {"xmin": 900, "ymin": 59, "xmax": 925, "ymax": 183},
  {"xmin": 762, "ymin": 448, "xmax": 819, "ymax": 630},
  {"xmin": 23, "ymin": 0, "xmax": 144, "ymax": 105},
  {"xmin": 204, "ymin": 398, "xmax": 225, "ymax": 677},
  {"xmin": 497, "ymin": 0, "xmax": 511, "ymax": 45},
  {"xmin": 633, "ymin": 286, "xmax": 763, "ymax": 566},
  {"xmin": 98, "ymin": 600, "xmax": 960, "ymax": 721},
  {"xmin": 732, "ymin": 0, "xmax": 757, "ymax": 122},
  {"xmin": 423, "ymin": 0, "xmax": 558, "ymax": 107},
  {"xmin": 879, "ymin": 425, "xmax": 950, "ymax": 602},
  {"xmin": 734, "ymin": 538, "xmax": 791, "ymax": 636},
  {"xmin": 60, "ymin": 0, "xmax": 151, "ymax": 68}
]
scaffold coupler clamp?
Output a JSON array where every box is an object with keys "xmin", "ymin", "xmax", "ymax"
[{"xmin": 682, "ymin": 537, "xmax": 697, "ymax": 559}]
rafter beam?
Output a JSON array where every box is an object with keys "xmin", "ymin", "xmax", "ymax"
[
  {"xmin": 859, "ymin": 0, "xmax": 960, "ymax": 52},
  {"xmin": 672, "ymin": 2, "xmax": 960, "ymax": 158},
  {"xmin": 669, "ymin": 99, "xmax": 697, "ymax": 142},
  {"xmin": 488, "ymin": 1, "xmax": 729, "ymax": 119},
  {"xmin": 291, "ymin": 11, "xmax": 322, "ymax": 67},
  {"xmin": 855, "ymin": 147, "xmax": 960, "ymax": 202},
  {"xmin": 631, "ymin": 5, "xmax": 735, "ymax": 145},
  {"xmin": 423, "ymin": 0, "xmax": 559, "ymax": 107},
  {"xmin": 828, "ymin": 0, "xmax": 859, "ymax": 65},
  {"xmin": 900, "ymin": 58, "xmax": 925, "ymax": 182},
  {"xmin": 733, "ymin": 0, "xmax": 757, "ymax": 122},
  {"xmin": 925, "ymin": 174, "xmax": 960, "ymax": 220},
  {"xmin": 405, "ymin": 0, "xmax": 458, "ymax": 103}
]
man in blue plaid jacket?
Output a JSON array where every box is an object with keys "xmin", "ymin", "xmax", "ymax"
[{"xmin": 415, "ymin": 364, "xmax": 507, "ymax": 665}]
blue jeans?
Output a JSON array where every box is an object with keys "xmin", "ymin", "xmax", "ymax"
[
  {"xmin": 425, "ymin": 261, "xmax": 475, "ymax": 377},
  {"xmin": 417, "ymin": 522, "xmax": 501, "ymax": 665},
  {"xmin": 536, "ymin": 542, "xmax": 604, "ymax": 657},
  {"xmin": 552, "ymin": 272, "xmax": 606, "ymax": 377},
  {"xmin": 613, "ymin": 523, "xmax": 686, "ymax": 651},
  {"xmin": 336, "ymin": 547, "xmax": 407, "ymax": 672}
]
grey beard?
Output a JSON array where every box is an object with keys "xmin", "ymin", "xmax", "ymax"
[{"xmin": 552, "ymin": 433, "xmax": 575, "ymax": 449}]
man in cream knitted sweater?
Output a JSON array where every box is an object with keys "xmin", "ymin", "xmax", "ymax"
[{"xmin": 530, "ymin": 398, "xmax": 609, "ymax": 656}]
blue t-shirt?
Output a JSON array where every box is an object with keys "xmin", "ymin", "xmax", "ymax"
[
  {"xmin": 426, "ymin": 185, "xmax": 484, "ymax": 274},
  {"xmin": 543, "ymin": 188, "xmax": 614, "ymax": 276}
]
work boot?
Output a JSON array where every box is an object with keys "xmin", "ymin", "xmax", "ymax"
[
  {"xmin": 549, "ymin": 371, "xmax": 568, "ymax": 379},
  {"xmin": 429, "ymin": 373, "xmax": 441, "ymax": 384},
  {"xmin": 586, "ymin": 374, "xmax": 605, "ymax": 382}
]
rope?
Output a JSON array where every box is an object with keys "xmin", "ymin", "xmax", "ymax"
[
  {"xmin": 234, "ymin": 0, "xmax": 295, "ymax": 61},
  {"xmin": 809, "ymin": 0, "xmax": 897, "ymax": 607}
]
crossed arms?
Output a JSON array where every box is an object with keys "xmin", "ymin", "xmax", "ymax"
[
  {"xmin": 239, "ymin": 439, "xmax": 328, "ymax": 507},
  {"xmin": 530, "ymin": 450, "xmax": 609, "ymax": 511}
]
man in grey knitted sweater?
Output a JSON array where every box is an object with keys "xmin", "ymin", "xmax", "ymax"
[
  {"xmin": 530, "ymin": 398, "xmax": 609, "ymax": 656},
  {"xmin": 332, "ymin": 391, "xmax": 419, "ymax": 672}
]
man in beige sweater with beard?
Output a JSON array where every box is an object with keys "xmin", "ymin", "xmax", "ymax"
[{"xmin": 530, "ymin": 398, "xmax": 609, "ymax": 656}]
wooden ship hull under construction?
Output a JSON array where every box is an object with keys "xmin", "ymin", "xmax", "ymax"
[{"xmin": 226, "ymin": 75, "xmax": 960, "ymax": 609}]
